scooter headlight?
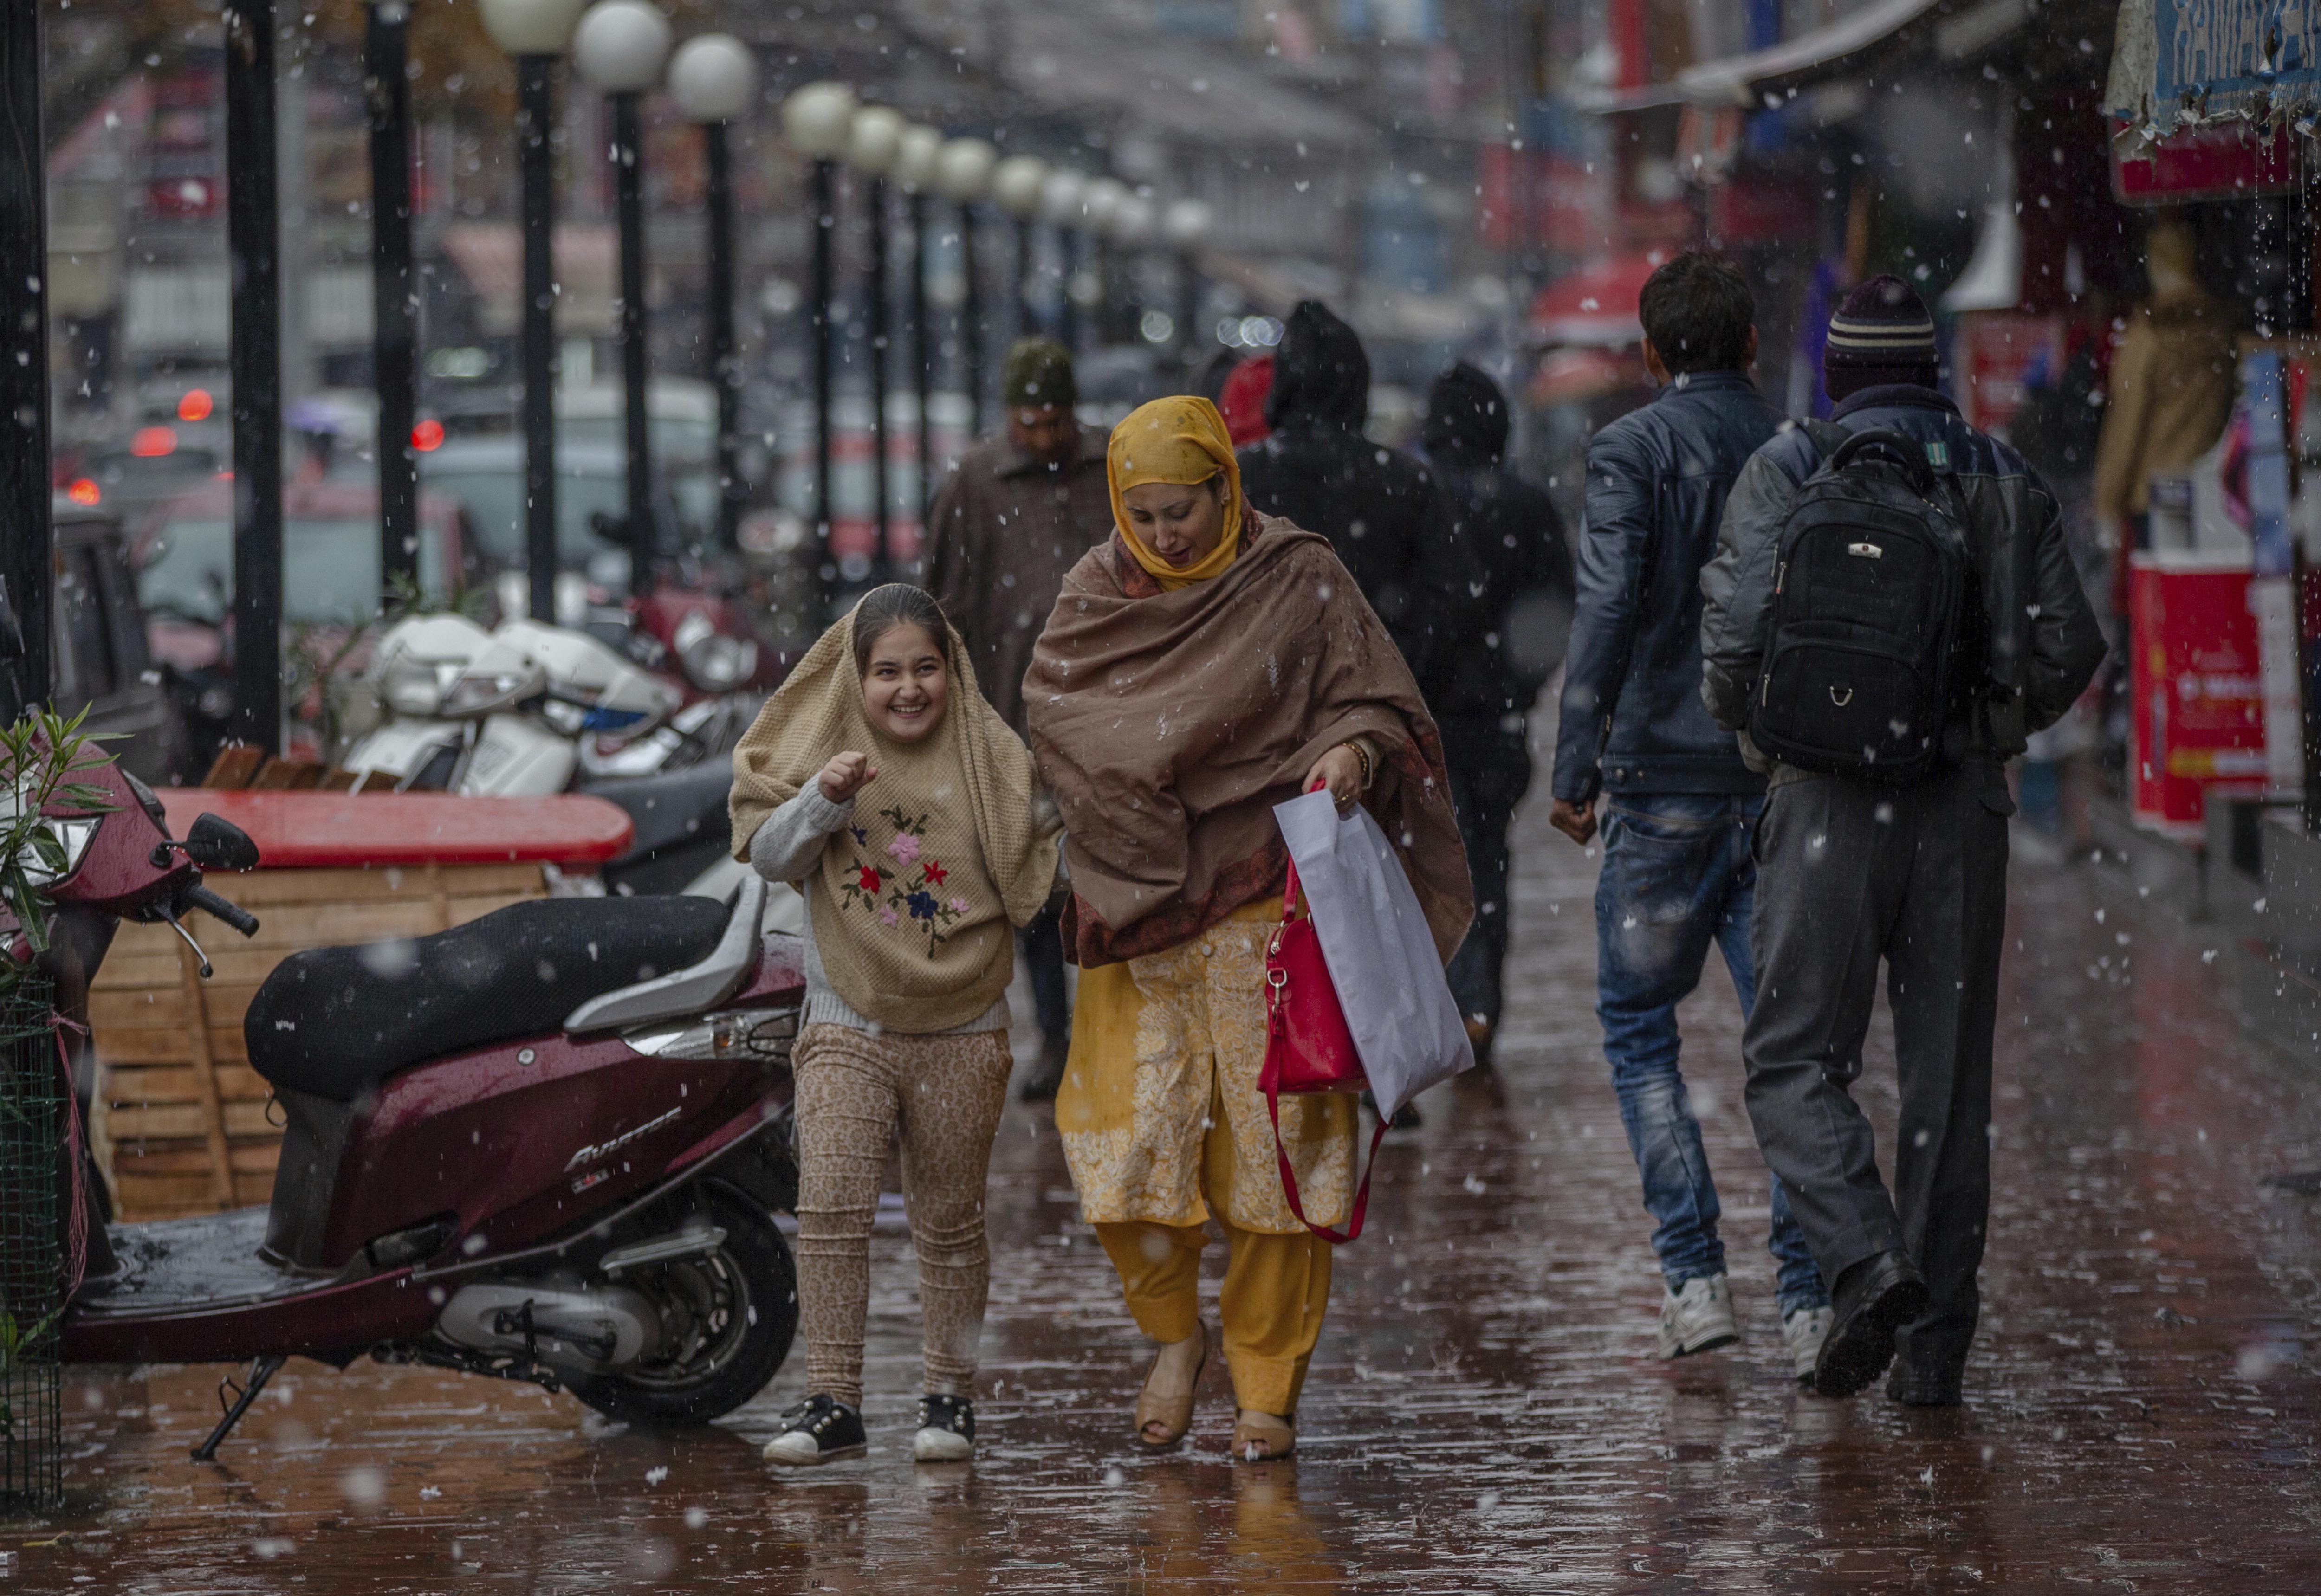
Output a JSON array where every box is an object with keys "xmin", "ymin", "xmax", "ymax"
[
  {"xmin": 379, "ymin": 656, "xmax": 446, "ymax": 717},
  {"xmin": 678, "ymin": 630, "xmax": 757, "ymax": 693}
]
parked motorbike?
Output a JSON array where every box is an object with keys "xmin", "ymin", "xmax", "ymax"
[{"xmin": 21, "ymin": 731, "xmax": 807, "ymax": 1458}]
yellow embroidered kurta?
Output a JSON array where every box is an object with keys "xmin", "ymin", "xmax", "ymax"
[{"xmin": 1055, "ymin": 901, "xmax": 1356, "ymax": 1233}]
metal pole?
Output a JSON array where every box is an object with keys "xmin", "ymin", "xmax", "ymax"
[
  {"xmin": 0, "ymin": 0, "xmax": 52, "ymax": 711},
  {"xmin": 959, "ymin": 201, "xmax": 985, "ymax": 438},
  {"xmin": 811, "ymin": 157, "xmax": 835, "ymax": 601},
  {"xmin": 1058, "ymin": 227, "xmax": 1079, "ymax": 353},
  {"xmin": 706, "ymin": 121, "xmax": 741, "ymax": 549},
  {"xmin": 612, "ymin": 90, "xmax": 653, "ymax": 598},
  {"xmin": 866, "ymin": 175, "xmax": 891, "ymax": 580},
  {"xmin": 519, "ymin": 55, "xmax": 558, "ymax": 624},
  {"xmin": 910, "ymin": 189, "xmax": 933, "ymax": 524},
  {"xmin": 1095, "ymin": 236, "xmax": 1115, "ymax": 345},
  {"xmin": 367, "ymin": 0, "xmax": 418, "ymax": 598},
  {"xmin": 225, "ymin": 0, "xmax": 284, "ymax": 753},
  {"xmin": 1176, "ymin": 249, "xmax": 1199, "ymax": 372}
]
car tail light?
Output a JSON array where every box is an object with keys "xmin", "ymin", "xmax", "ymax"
[
  {"xmin": 130, "ymin": 426, "xmax": 177, "ymax": 458},
  {"xmin": 66, "ymin": 478, "xmax": 100, "ymax": 506}
]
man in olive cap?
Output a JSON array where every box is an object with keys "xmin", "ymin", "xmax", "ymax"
[{"xmin": 925, "ymin": 336, "xmax": 1111, "ymax": 1100}]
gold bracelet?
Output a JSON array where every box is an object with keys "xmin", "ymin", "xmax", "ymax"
[{"xmin": 1340, "ymin": 739, "xmax": 1373, "ymax": 790}]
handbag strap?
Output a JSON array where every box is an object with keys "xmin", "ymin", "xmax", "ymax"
[
  {"xmin": 1258, "ymin": 1031, "xmax": 1388, "ymax": 1246},
  {"xmin": 1279, "ymin": 853, "xmax": 1303, "ymax": 919}
]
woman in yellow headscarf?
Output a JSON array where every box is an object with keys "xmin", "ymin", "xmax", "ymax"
[{"xmin": 1025, "ymin": 397, "xmax": 1472, "ymax": 1461}]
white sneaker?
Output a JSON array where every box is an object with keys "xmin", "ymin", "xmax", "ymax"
[
  {"xmin": 1657, "ymin": 1273, "xmax": 1739, "ymax": 1358},
  {"xmin": 1782, "ymin": 1305, "xmax": 1834, "ymax": 1387}
]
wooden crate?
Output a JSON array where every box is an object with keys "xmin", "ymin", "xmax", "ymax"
[{"xmin": 89, "ymin": 861, "xmax": 548, "ymax": 1220}]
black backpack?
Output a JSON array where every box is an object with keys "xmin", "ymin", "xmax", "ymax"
[{"xmin": 1747, "ymin": 425, "xmax": 1978, "ymax": 784}]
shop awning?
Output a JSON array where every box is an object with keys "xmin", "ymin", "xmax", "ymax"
[
  {"xmin": 1527, "ymin": 251, "xmax": 1670, "ymax": 347},
  {"xmin": 1573, "ymin": 0, "xmax": 2024, "ymax": 114}
]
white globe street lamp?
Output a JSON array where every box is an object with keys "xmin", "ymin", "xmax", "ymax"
[
  {"xmin": 480, "ymin": 0, "xmax": 592, "ymax": 619},
  {"xmin": 667, "ymin": 32, "xmax": 757, "ymax": 546},
  {"xmin": 781, "ymin": 80, "xmax": 857, "ymax": 157},
  {"xmin": 989, "ymin": 155, "xmax": 1048, "ymax": 218},
  {"xmin": 571, "ymin": 0, "xmax": 669, "ymax": 92},
  {"xmin": 936, "ymin": 138, "xmax": 996, "ymax": 203},
  {"xmin": 667, "ymin": 32, "xmax": 757, "ymax": 122}
]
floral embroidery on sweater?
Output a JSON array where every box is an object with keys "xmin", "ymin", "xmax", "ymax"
[{"xmin": 837, "ymin": 805, "xmax": 966, "ymax": 954}]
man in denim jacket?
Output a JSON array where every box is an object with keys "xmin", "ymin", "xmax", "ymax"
[{"xmin": 1549, "ymin": 253, "xmax": 1829, "ymax": 1379}]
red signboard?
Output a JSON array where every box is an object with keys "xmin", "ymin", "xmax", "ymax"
[
  {"xmin": 2111, "ymin": 118, "xmax": 2295, "ymax": 205},
  {"xmin": 2130, "ymin": 553, "xmax": 2269, "ymax": 840}
]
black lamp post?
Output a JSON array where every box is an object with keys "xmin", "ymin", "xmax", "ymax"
[
  {"xmin": 366, "ymin": 0, "xmax": 419, "ymax": 599},
  {"xmin": 481, "ymin": 0, "xmax": 587, "ymax": 624},
  {"xmin": 1164, "ymin": 198, "xmax": 1213, "ymax": 375},
  {"xmin": 991, "ymin": 154, "xmax": 1048, "ymax": 348},
  {"xmin": 0, "ymin": 0, "xmax": 52, "ymax": 711},
  {"xmin": 1040, "ymin": 168, "xmax": 1087, "ymax": 355},
  {"xmin": 846, "ymin": 107, "xmax": 903, "ymax": 585},
  {"xmin": 668, "ymin": 34, "xmax": 758, "ymax": 551},
  {"xmin": 894, "ymin": 124, "xmax": 939, "ymax": 526},
  {"xmin": 573, "ymin": 0, "xmax": 673, "ymax": 601},
  {"xmin": 224, "ymin": 0, "xmax": 284, "ymax": 751},
  {"xmin": 782, "ymin": 81, "xmax": 857, "ymax": 609},
  {"xmin": 935, "ymin": 137, "xmax": 996, "ymax": 441}
]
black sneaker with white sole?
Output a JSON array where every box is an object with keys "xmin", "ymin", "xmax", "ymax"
[
  {"xmin": 763, "ymin": 1394, "xmax": 867, "ymax": 1466},
  {"xmin": 914, "ymin": 1393, "xmax": 975, "ymax": 1461}
]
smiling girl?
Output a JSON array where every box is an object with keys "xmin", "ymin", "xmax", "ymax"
[{"xmin": 727, "ymin": 584, "xmax": 1061, "ymax": 1467}]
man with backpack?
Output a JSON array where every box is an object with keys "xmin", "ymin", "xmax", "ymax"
[
  {"xmin": 1551, "ymin": 252, "xmax": 1832, "ymax": 1380},
  {"xmin": 1699, "ymin": 275, "xmax": 2106, "ymax": 1404}
]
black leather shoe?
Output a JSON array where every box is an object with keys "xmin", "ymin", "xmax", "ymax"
[
  {"xmin": 1813, "ymin": 1251, "xmax": 1928, "ymax": 1399},
  {"xmin": 1886, "ymin": 1364, "xmax": 1964, "ymax": 1407}
]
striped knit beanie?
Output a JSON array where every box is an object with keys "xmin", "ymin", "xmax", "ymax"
[{"xmin": 1823, "ymin": 273, "xmax": 1938, "ymax": 401}]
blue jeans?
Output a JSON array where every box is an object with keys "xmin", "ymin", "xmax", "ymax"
[{"xmin": 1595, "ymin": 792, "xmax": 1826, "ymax": 1313}]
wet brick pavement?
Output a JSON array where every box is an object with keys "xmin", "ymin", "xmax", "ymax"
[{"xmin": 9, "ymin": 777, "xmax": 2321, "ymax": 1591}]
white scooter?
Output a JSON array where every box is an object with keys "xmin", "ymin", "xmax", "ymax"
[
  {"xmin": 343, "ymin": 614, "xmax": 800, "ymax": 930},
  {"xmin": 345, "ymin": 614, "xmax": 700, "ymax": 795}
]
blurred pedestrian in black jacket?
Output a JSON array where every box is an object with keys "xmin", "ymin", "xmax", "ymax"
[
  {"xmin": 1420, "ymin": 362, "xmax": 1573, "ymax": 1066},
  {"xmin": 1236, "ymin": 301, "xmax": 1466, "ymax": 685}
]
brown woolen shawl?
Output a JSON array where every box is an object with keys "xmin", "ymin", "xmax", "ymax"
[{"xmin": 1025, "ymin": 513, "xmax": 1472, "ymax": 968}]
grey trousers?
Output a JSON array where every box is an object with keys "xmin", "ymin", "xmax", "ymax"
[{"xmin": 1742, "ymin": 762, "xmax": 2012, "ymax": 1380}]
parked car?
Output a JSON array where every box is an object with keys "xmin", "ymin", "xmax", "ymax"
[{"xmin": 419, "ymin": 436, "xmax": 700, "ymax": 597}]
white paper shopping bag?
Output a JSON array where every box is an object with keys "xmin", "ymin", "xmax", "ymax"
[{"xmin": 1272, "ymin": 788, "xmax": 1473, "ymax": 1118}]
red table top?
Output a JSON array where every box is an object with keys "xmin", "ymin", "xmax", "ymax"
[{"xmin": 157, "ymin": 789, "xmax": 635, "ymax": 869}]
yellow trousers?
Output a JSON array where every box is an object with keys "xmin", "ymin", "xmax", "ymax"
[{"xmin": 1093, "ymin": 1216, "xmax": 1331, "ymax": 1417}]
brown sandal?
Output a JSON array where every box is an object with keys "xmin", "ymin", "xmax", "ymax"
[
  {"xmin": 1134, "ymin": 1324, "xmax": 1207, "ymax": 1448},
  {"xmin": 1232, "ymin": 1409, "xmax": 1295, "ymax": 1462}
]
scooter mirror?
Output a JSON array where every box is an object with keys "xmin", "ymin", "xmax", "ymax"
[{"xmin": 183, "ymin": 813, "xmax": 261, "ymax": 872}]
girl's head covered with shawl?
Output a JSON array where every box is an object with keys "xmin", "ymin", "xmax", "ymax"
[
  {"xmin": 1106, "ymin": 396, "xmax": 1245, "ymax": 590},
  {"xmin": 727, "ymin": 587, "xmax": 1060, "ymax": 1032}
]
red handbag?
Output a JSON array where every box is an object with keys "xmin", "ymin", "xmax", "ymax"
[{"xmin": 1259, "ymin": 855, "xmax": 1389, "ymax": 1244}]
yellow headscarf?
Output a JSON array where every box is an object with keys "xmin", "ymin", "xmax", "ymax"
[{"xmin": 1106, "ymin": 396, "xmax": 1244, "ymax": 590}]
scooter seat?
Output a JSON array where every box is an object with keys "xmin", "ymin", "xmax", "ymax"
[
  {"xmin": 244, "ymin": 896, "xmax": 730, "ymax": 1103},
  {"xmin": 582, "ymin": 764, "xmax": 734, "ymax": 862}
]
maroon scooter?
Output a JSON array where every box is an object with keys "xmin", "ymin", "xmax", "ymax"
[{"xmin": 23, "ymin": 745, "xmax": 804, "ymax": 1460}]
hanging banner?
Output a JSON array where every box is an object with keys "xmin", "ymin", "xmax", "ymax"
[{"xmin": 2107, "ymin": 2, "xmax": 2321, "ymax": 134}]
